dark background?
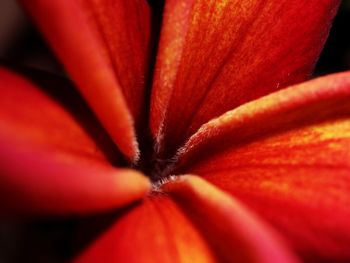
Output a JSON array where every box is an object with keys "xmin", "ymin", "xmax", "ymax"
[{"xmin": 0, "ymin": 1, "xmax": 349, "ymax": 76}]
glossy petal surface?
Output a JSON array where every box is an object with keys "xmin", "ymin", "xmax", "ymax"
[
  {"xmin": 150, "ymin": 0, "xmax": 340, "ymax": 156},
  {"xmin": 163, "ymin": 175, "xmax": 299, "ymax": 263},
  {"xmin": 176, "ymin": 72, "xmax": 350, "ymax": 261},
  {"xmin": 0, "ymin": 67, "xmax": 150, "ymax": 216},
  {"xmin": 21, "ymin": 0, "xmax": 152, "ymax": 160}
]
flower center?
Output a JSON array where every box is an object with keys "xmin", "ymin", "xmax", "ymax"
[
  {"xmin": 151, "ymin": 174, "xmax": 179, "ymax": 192},
  {"xmin": 136, "ymin": 155, "xmax": 178, "ymax": 191},
  {"xmin": 137, "ymin": 154, "xmax": 174, "ymax": 183}
]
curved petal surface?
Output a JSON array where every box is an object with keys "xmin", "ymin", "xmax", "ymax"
[
  {"xmin": 176, "ymin": 72, "xmax": 350, "ymax": 261},
  {"xmin": 74, "ymin": 175, "xmax": 298, "ymax": 263},
  {"xmin": 0, "ymin": 67, "xmax": 150, "ymax": 216},
  {"xmin": 150, "ymin": 0, "xmax": 340, "ymax": 156},
  {"xmin": 0, "ymin": 145, "xmax": 150, "ymax": 217},
  {"xmin": 74, "ymin": 195, "xmax": 216, "ymax": 263},
  {"xmin": 163, "ymin": 175, "xmax": 299, "ymax": 263},
  {"xmin": 20, "ymin": 0, "xmax": 152, "ymax": 161}
]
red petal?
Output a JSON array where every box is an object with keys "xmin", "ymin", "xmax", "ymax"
[
  {"xmin": 74, "ymin": 195, "xmax": 216, "ymax": 263},
  {"xmin": 20, "ymin": 0, "xmax": 151, "ymax": 161},
  {"xmin": 150, "ymin": 0, "xmax": 340, "ymax": 156},
  {"xmin": 0, "ymin": 145, "xmax": 150, "ymax": 216},
  {"xmin": 75, "ymin": 176, "xmax": 298, "ymax": 263},
  {"xmin": 0, "ymin": 67, "xmax": 150, "ymax": 216},
  {"xmin": 176, "ymin": 73, "xmax": 350, "ymax": 261},
  {"xmin": 0, "ymin": 67, "xmax": 109, "ymax": 162},
  {"xmin": 162, "ymin": 175, "xmax": 299, "ymax": 263}
]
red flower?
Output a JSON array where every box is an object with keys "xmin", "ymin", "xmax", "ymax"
[{"xmin": 1, "ymin": 0, "xmax": 349, "ymax": 262}]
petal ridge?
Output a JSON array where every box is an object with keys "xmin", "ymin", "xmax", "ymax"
[
  {"xmin": 174, "ymin": 71, "xmax": 350, "ymax": 171},
  {"xmin": 150, "ymin": 0, "xmax": 341, "ymax": 157}
]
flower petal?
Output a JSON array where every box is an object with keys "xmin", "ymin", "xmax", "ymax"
[
  {"xmin": 0, "ymin": 67, "xmax": 150, "ymax": 216},
  {"xmin": 20, "ymin": 0, "xmax": 152, "ymax": 161},
  {"xmin": 150, "ymin": 0, "xmax": 340, "ymax": 156},
  {"xmin": 0, "ymin": 146, "xmax": 150, "ymax": 217},
  {"xmin": 0, "ymin": 67, "xmax": 111, "ymax": 162},
  {"xmin": 175, "ymin": 72, "xmax": 350, "ymax": 261},
  {"xmin": 74, "ymin": 176, "xmax": 298, "ymax": 263},
  {"xmin": 74, "ymin": 195, "xmax": 216, "ymax": 263},
  {"xmin": 162, "ymin": 175, "xmax": 299, "ymax": 263}
]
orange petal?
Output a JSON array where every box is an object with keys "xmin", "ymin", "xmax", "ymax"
[
  {"xmin": 150, "ymin": 0, "xmax": 340, "ymax": 157},
  {"xmin": 74, "ymin": 195, "xmax": 216, "ymax": 263},
  {"xmin": 162, "ymin": 175, "xmax": 299, "ymax": 263},
  {"xmin": 176, "ymin": 72, "xmax": 350, "ymax": 261},
  {"xmin": 0, "ymin": 67, "xmax": 150, "ymax": 216},
  {"xmin": 20, "ymin": 0, "xmax": 152, "ymax": 161}
]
